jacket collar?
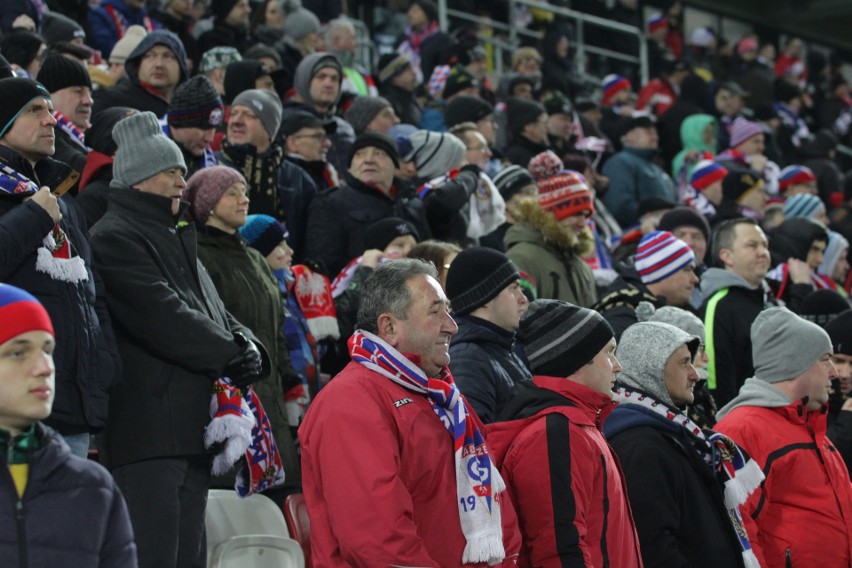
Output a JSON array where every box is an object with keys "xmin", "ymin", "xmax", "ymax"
[{"xmin": 107, "ymin": 182, "xmax": 190, "ymax": 226}]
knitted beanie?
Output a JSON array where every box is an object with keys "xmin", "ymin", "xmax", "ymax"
[
  {"xmin": 722, "ymin": 167, "xmax": 764, "ymax": 202},
  {"xmin": 108, "ymin": 25, "xmax": 147, "ymax": 66},
  {"xmin": 40, "ymin": 12, "xmax": 86, "ymax": 46},
  {"xmin": 820, "ymin": 230, "xmax": 850, "ymax": 280},
  {"xmin": 199, "ymin": 46, "xmax": 242, "ymax": 73},
  {"xmin": 445, "ymin": 96, "xmax": 493, "ymax": 129},
  {"xmin": 231, "ymin": 89, "xmax": 282, "ymax": 140},
  {"xmin": 602, "ymin": 74, "xmax": 631, "ymax": 106},
  {"xmin": 183, "ymin": 165, "xmax": 247, "ymax": 224},
  {"xmin": 690, "ymin": 26, "xmax": 715, "ymax": 48},
  {"xmin": 689, "ymin": 159, "xmax": 727, "ymax": 191},
  {"xmin": 507, "ymin": 98, "xmax": 546, "ymax": 137},
  {"xmin": 376, "ymin": 53, "xmax": 412, "ymax": 85},
  {"xmin": 113, "ymin": 111, "xmax": 186, "ymax": 187},
  {"xmin": 344, "ymin": 96, "xmax": 393, "ymax": 136},
  {"xmin": 617, "ymin": 321, "xmax": 699, "ymax": 407},
  {"xmin": 222, "ymin": 60, "xmax": 272, "ymax": 105},
  {"xmin": 521, "ymin": 299, "xmax": 614, "ymax": 378},
  {"xmin": 751, "ymin": 307, "xmax": 832, "ymax": 383},
  {"xmin": 728, "ymin": 118, "xmax": 764, "ymax": 149},
  {"xmin": 657, "ymin": 207, "xmax": 711, "ymax": 244},
  {"xmin": 510, "ymin": 47, "xmax": 541, "ymax": 71},
  {"xmin": 638, "ymin": 196, "xmax": 676, "ymax": 218},
  {"xmin": 779, "ymin": 164, "xmax": 817, "ymax": 192},
  {"xmin": 783, "ymin": 192, "xmax": 825, "ymax": 219},
  {"xmin": 282, "ymin": 7, "xmax": 321, "ymax": 41},
  {"xmin": 799, "ymin": 289, "xmax": 851, "ymax": 327},
  {"xmin": 635, "ymin": 231, "xmax": 695, "ymax": 284},
  {"xmin": 363, "ymin": 217, "xmax": 420, "ymax": 252},
  {"xmin": 537, "ymin": 170, "xmax": 594, "ymax": 221},
  {"xmin": 0, "ymin": 30, "xmax": 44, "ymax": 70},
  {"xmin": 412, "ymin": 0, "xmax": 439, "ymax": 22},
  {"xmin": 168, "ymin": 75, "xmax": 224, "ymax": 129},
  {"xmin": 528, "ymin": 150, "xmax": 563, "ymax": 181},
  {"xmin": 0, "ymin": 78, "xmax": 51, "ymax": 140},
  {"xmin": 0, "ymin": 284, "xmax": 54, "ymax": 346},
  {"xmin": 541, "ymin": 90, "xmax": 573, "ymax": 116},
  {"xmin": 85, "ymin": 106, "xmax": 137, "ymax": 156},
  {"xmin": 349, "ymin": 132, "xmax": 400, "ymax": 168},
  {"xmin": 825, "ymin": 310, "xmax": 852, "ymax": 357},
  {"xmin": 403, "ymin": 130, "xmax": 465, "ymax": 180},
  {"xmin": 211, "ymin": 0, "xmax": 241, "ymax": 21},
  {"xmin": 36, "ymin": 54, "xmax": 91, "ymax": 93},
  {"xmin": 492, "ymin": 165, "xmax": 536, "ymax": 201},
  {"xmin": 647, "ymin": 12, "xmax": 668, "ymax": 34},
  {"xmin": 240, "ymin": 214, "xmax": 289, "ymax": 257},
  {"xmin": 446, "ymin": 247, "xmax": 520, "ymax": 315},
  {"xmin": 442, "ymin": 65, "xmax": 478, "ymax": 99}
]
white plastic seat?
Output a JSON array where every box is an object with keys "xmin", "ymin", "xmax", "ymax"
[{"xmin": 208, "ymin": 534, "xmax": 305, "ymax": 568}]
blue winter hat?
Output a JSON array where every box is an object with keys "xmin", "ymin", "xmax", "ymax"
[
  {"xmin": 240, "ymin": 214, "xmax": 289, "ymax": 257},
  {"xmin": 783, "ymin": 193, "xmax": 825, "ymax": 220}
]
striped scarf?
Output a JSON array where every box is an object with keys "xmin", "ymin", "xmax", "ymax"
[
  {"xmin": 349, "ymin": 330, "xmax": 506, "ymax": 565},
  {"xmin": 53, "ymin": 112, "xmax": 90, "ymax": 151}
]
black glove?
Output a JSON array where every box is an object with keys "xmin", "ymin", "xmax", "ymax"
[
  {"xmin": 460, "ymin": 163, "xmax": 482, "ymax": 177},
  {"xmin": 223, "ymin": 332, "xmax": 263, "ymax": 389}
]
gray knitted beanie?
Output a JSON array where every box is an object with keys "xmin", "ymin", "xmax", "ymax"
[
  {"xmin": 112, "ymin": 111, "xmax": 186, "ymax": 187},
  {"xmin": 751, "ymin": 307, "xmax": 832, "ymax": 383},
  {"xmin": 403, "ymin": 130, "xmax": 466, "ymax": 181},
  {"xmin": 231, "ymin": 89, "xmax": 282, "ymax": 141},
  {"xmin": 344, "ymin": 96, "xmax": 393, "ymax": 135}
]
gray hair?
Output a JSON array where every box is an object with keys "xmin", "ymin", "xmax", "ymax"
[
  {"xmin": 325, "ymin": 17, "xmax": 355, "ymax": 42},
  {"xmin": 356, "ymin": 259, "xmax": 438, "ymax": 334}
]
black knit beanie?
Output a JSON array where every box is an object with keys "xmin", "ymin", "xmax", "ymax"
[
  {"xmin": 492, "ymin": 165, "xmax": 536, "ymax": 201},
  {"xmin": 168, "ymin": 75, "xmax": 224, "ymax": 129},
  {"xmin": 348, "ymin": 132, "xmax": 400, "ymax": 168},
  {"xmin": 521, "ymin": 299, "xmax": 614, "ymax": 378},
  {"xmin": 0, "ymin": 78, "xmax": 51, "ymax": 139},
  {"xmin": 0, "ymin": 30, "xmax": 44, "ymax": 70},
  {"xmin": 799, "ymin": 289, "xmax": 851, "ymax": 328},
  {"xmin": 85, "ymin": 106, "xmax": 138, "ymax": 156},
  {"xmin": 825, "ymin": 310, "xmax": 852, "ymax": 356},
  {"xmin": 445, "ymin": 247, "xmax": 520, "ymax": 315},
  {"xmin": 507, "ymin": 98, "xmax": 546, "ymax": 136},
  {"xmin": 657, "ymin": 206, "xmax": 711, "ymax": 244},
  {"xmin": 364, "ymin": 217, "xmax": 420, "ymax": 252},
  {"xmin": 37, "ymin": 53, "xmax": 92, "ymax": 93},
  {"xmin": 211, "ymin": 0, "xmax": 241, "ymax": 21},
  {"xmin": 445, "ymin": 95, "xmax": 493, "ymax": 129},
  {"xmin": 412, "ymin": 0, "xmax": 439, "ymax": 22}
]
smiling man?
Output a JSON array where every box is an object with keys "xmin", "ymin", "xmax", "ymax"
[
  {"xmin": 300, "ymin": 259, "xmax": 520, "ymax": 566},
  {"xmin": 604, "ymin": 321, "xmax": 762, "ymax": 568}
]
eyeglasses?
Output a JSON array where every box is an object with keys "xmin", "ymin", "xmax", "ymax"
[
  {"xmin": 292, "ymin": 133, "xmax": 328, "ymax": 142},
  {"xmin": 466, "ymin": 145, "xmax": 491, "ymax": 153}
]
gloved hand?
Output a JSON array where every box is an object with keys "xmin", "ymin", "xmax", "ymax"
[
  {"xmin": 223, "ymin": 332, "xmax": 264, "ymax": 389},
  {"xmin": 460, "ymin": 163, "xmax": 482, "ymax": 177}
]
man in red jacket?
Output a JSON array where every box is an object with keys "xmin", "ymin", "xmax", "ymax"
[
  {"xmin": 299, "ymin": 259, "xmax": 520, "ymax": 567},
  {"xmin": 715, "ymin": 307, "xmax": 852, "ymax": 567},
  {"xmin": 486, "ymin": 299, "xmax": 643, "ymax": 567}
]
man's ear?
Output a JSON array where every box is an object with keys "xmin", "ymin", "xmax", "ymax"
[
  {"xmin": 718, "ymin": 248, "xmax": 732, "ymax": 268},
  {"xmin": 377, "ymin": 313, "xmax": 398, "ymax": 345}
]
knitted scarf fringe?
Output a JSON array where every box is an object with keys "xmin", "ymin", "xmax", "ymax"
[
  {"xmin": 723, "ymin": 457, "xmax": 764, "ymax": 510},
  {"xmin": 205, "ymin": 413, "xmax": 253, "ymax": 476},
  {"xmin": 35, "ymin": 247, "xmax": 88, "ymax": 283}
]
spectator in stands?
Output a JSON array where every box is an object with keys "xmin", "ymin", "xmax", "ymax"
[
  {"xmin": 0, "ymin": 0, "xmax": 42, "ymax": 32},
  {"xmin": 784, "ymin": 192, "xmax": 829, "ymax": 225},
  {"xmin": 87, "ymin": 0, "xmax": 158, "ymax": 57},
  {"xmin": 715, "ymin": 307, "xmax": 852, "ymax": 567},
  {"xmin": 595, "ymin": 231, "xmax": 698, "ymax": 339},
  {"xmin": 774, "ymin": 37, "xmax": 806, "ymax": 80},
  {"xmin": 183, "ymin": 166, "xmax": 302, "ymax": 493},
  {"xmin": 540, "ymin": 90, "xmax": 574, "ymax": 158},
  {"xmin": 700, "ymin": 217, "xmax": 776, "ymax": 408},
  {"xmin": 671, "ymin": 113, "xmax": 717, "ymax": 182},
  {"xmin": 445, "ymin": 96, "xmax": 501, "ymax": 175},
  {"xmin": 36, "ymin": 54, "xmax": 92, "ymax": 178},
  {"xmin": 826, "ymin": 310, "xmax": 852, "ymax": 470},
  {"xmin": 487, "ymin": 299, "xmax": 643, "ymax": 568},
  {"xmin": 249, "ymin": 0, "xmax": 285, "ymax": 47},
  {"xmin": 602, "ymin": 115, "xmax": 676, "ymax": 227},
  {"xmin": 657, "ymin": 73, "xmax": 711, "ymax": 166},
  {"xmin": 198, "ymin": 46, "xmax": 242, "ymax": 96},
  {"xmin": 645, "ymin": 12, "xmax": 673, "ymax": 79},
  {"xmin": 278, "ymin": 4, "xmax": 323, "ymax": 75},
  {"xmin": 480, "ymin": 166, "xmax": 538, "ymax": 252},
  {"xmin": 197, "ymin": 0, "xmax": 252, "ymax": 56},
  {"xmin": 716, "ymin": 118, "xmax": 781, "ymax": 197},
  {"xmin": 505, "ymin": 156, "xmax": 597, "ymax": 306},
  {"xmin": 304, "ymin": 132, "xmax": 431, "ymax": 277},
  {"xmin": 637, "ymin": 58, "xmax": 689, "ymax": 118},
  {"xmin": 658, "ymin": 206, "xmax": 712, "ymax": 304},
  {"xmin": 801, "ymin": 130, "xmax": 845, "ymax": 207},
  {"xmin": 778, "ymin": 164, "xmax": 818, "ymax": 198},
  {"xmin": 395, "ymin": 0, "xmax": 454, "ymax": 85},
  {"xmin": 773, "ymin": 79, "xmax": 810, "ymax": 161},
  {"xmin": 164, "ymin": 75, "xmax": 223, "ymax": 179},
  {"xmin": 283, "ymin": 53, "xmax": 355, "ymax": 172},
  {"xmin": 377, "ymin": 52, "xmax": 423, "ymax": 127},
  {"xmin": 105, "ymin": 25, "xmax": 147, "ymax": 86},
  {"xmin": 819, "ymin": 231, "xmax": 850, "ymax": 291},
  {"xmin": 300, "ymin": 259, "xmax": 520, "ymax": 566},
  {"xmin": 344, "ymin": 96, "xmax": 399, "ymax": 136},
  {"xmin": 222, "ymin": 60, "xmax": 278, "ymax": 105},
  {"xmin": 713, "ymin": 82, "xmax": 748, "ymax": 149},
  {"xmin": 444, "ymin": 247, "xmax": 531, "ymax": 423},
  {"xmin": 93, "ymin": 30, "xmax": 188, "ymax": 117},
  {"xmin": 150, "ymin": 0, "xmax": 199, "ymax": 70},
  {"xmin": 0, "ymin": 284, "xmax": 138, "ymax": 568},
  {"xmin": 504, "ymin": 98, "xmax": 550, "ymax": 167},
  {"xmin": 713, "ymin": 166, "xmax": 767, "ymax": 224},
  {"xmin": 731, "ymin": 35, "xmax": 775, "ymax": 109},
  {"xmin": 766, "ymin": 217, "xmax": 829, "ymax": 310},
  {"xmin": 326, "ymin": 17, "xmax": 377, "ymax": 98},
  {"xmin": 1, "ymin": 76, "xmax": 122, "ymax": 460},
  {"xmin": 0, "ymin": 29, "xmax": 46, "ymax": 79},
  {"xmin": 281, "ymin": 111, "xmax": 339, "ymax": 192},
  {"xmin": 604, "ymin": 320, "xmax": 762, "ymax": 568},
  {"xmin": 218, "ymin": 89, "xmax": 317, "ymax": 261},
  {"xmin": 89, "ymin": 112, "xmax": 266, "ymax": 568},
  {"xmin": 407, "ymin": 239, "xmax": 461, "ymax": 289}
]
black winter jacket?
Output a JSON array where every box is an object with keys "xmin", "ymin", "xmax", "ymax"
[{"xmin": 448, "ymin": 315, "xmax": 532, "ymax": 424}]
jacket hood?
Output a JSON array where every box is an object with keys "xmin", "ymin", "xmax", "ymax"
[
  {"xmin": 294, "ymin": 52, "xmax": 343, "ymax": 107},
  {"xmin": 602, "ymin": 401, "xmax": 682, "ymax": 440},
  {"xmin": 125, "ymin": 29, "xmax": 189, "ymax": 87},
  {"xmin": 679, "ymin": 114, "xmax": 717, "ymax": 153},
  {"xmin": 768, "ymin": 217, "xmax": 829, "ymax": 265},
  {"xmin": 678, "ymin": 74, "xmax": 711, "ymax": 109},
  {"xmin": 699, "ymin": 267, "xmax": 760, "ymax": 300},
  {"xmin": 506, "ymin": 198, "xmax": 595, "ymax": 256},
  {"xmin": 616, "ymin": 322, "xmax": 699, "ymax": 408},
  {"xmin": 716, "ymin": 377, "xmax": 793, "ymax": 419}
]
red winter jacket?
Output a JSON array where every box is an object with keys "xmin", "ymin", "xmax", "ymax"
[
  {"xmin": 486, "ymin": 376, "xmax": 643, "ymax": 568},
  {"xmin": 716, "ymin": 391, "xmax": 852, "ymax": 568},
  {"xmin": 299, "ymin": 360, "xmax": 521, "ymax": 567}
]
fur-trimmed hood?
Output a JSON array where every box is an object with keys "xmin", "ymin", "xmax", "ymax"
[{"xmin": 507, "ymin": 197, "xmax": 595, "ymax": 257}]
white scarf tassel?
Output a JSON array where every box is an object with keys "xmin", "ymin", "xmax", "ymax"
[
  {"xmin": 36, "ymin": 247, "xmax": 89, "ymax": 283},
  {"xmin": 742, "ymin": 548, "xmax": 762, "ymax": 568},
  {"xmin": 723, "ymin": 458, "xmax": 765, "ymax": 510}
]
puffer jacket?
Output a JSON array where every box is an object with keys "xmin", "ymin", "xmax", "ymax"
[
  {"xmin": 716, "ymin": 379, "xmax": 852, "ymax": 568},
  {"xmin": 602, "ymin": 146, "xmax": 676, "ymax": 227},
  {"xmin": 504, "ymin": 199, "xmax": 597, "ymax": 307}
]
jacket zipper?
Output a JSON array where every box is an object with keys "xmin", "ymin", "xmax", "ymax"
[
  {"xmin": 786, "ymin": 547, "xmax": 792, "ymax": 567},
  {"xmin": 7, "ymin": 444, "xmax": 28, "ymax": 568},
  {"xmin": 549, "ymin": 271, "xmax": 560, "ymax": 299}
]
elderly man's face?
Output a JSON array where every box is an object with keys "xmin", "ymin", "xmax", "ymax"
[
  {"xmin": 51, "ymin": 85, "xmax": 93, "ymax": 130},
  {"xmin": 350, "ymin": 145, "xmax": 395, "ymax": 192},
  {"xmin": 1, "ymin": 98, "xmax": 56, "ymax": 163},
  {"xmin": 227, "ymin": 105, "xmax": 271, "ymax": 152}
]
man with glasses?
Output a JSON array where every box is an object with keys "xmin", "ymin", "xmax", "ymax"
[{"xmin": 282, "ymin": 111, "xmax": 339, "ymax": 192}]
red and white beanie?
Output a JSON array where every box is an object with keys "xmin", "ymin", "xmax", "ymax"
[
  {"xmin": 690, "ymin": 159, "xmax": 728, "ymax": 191},
  {"xmin": 635, "ymin": 231, "xmax": 695, "ymax": 284}
]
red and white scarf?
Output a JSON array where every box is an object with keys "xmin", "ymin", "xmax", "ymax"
[
  {"xmin": 349, "ymin": 330, "xmax": 506, "ymax": 565},
  {"xmin": 53, "ymin": 112, "xmax": 90, "ymax": 151},
  {"xmin": 290, "ymin": 264, "xmax": 340, "ymax": 341}
]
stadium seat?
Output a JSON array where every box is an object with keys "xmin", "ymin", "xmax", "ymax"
[
  {"xmin": 284, "ymin": 493, "xmax": 312, "ymax": 567},
  {"xmin": 208, "ymin": 534, "xmax": 304, "ymax": 568}
]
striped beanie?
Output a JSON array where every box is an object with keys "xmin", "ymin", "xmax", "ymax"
[
  {"xmin": 783, "ymin": 192, "xmax": 825, "ymax": 220},
  {"xmin": 377, "ymin": 52, "xmax": 412, "ymax": 85},
  {"xmin": 445, "ymin": 247, "xmax": 519, "ymax": 315},
  {"xmin": 690, "ymin": 159, "xmax": 728, "ymax": 190},
  {"xmin": 167, "ymin": 75, "xmax": 224, "ymax": 129},
  {"xmin": 403, "ymin": 130, "xmax": 465, "ymax": 180},
  {"xmin": 819, "ymin": 230, "xmax": 850, "ymax": 281},
  {"xmin": 492, "ymin": 165, "xmax": 536, "ymax": 201},
  {"xmin": 779, "ymin": 165, "xmax": 817, "ymax": 192},
  {"xmin": 0, "ymin": 284, "xmax": 54, "ymax": 346},
  {"xmin": 537, "ymin": 170, "xmax": 594, "ymax": 221},
  {"xmin": 635, "ymin": 231, "xmax": 695, "ymax": 284},
  {"xmin": 521, "ymin": 299, "xmax": 614, "ymax": 378},
  {"xmin": 728, "ymin": 118, "xmax": 764, "ymax": 149},
  {"xmin": 602, "ymin": 74, "xmax": 631, "ymax": 106},
  {"xmin": 647, "ymin": 13, "xmax": 668, "ymax": 34}
]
